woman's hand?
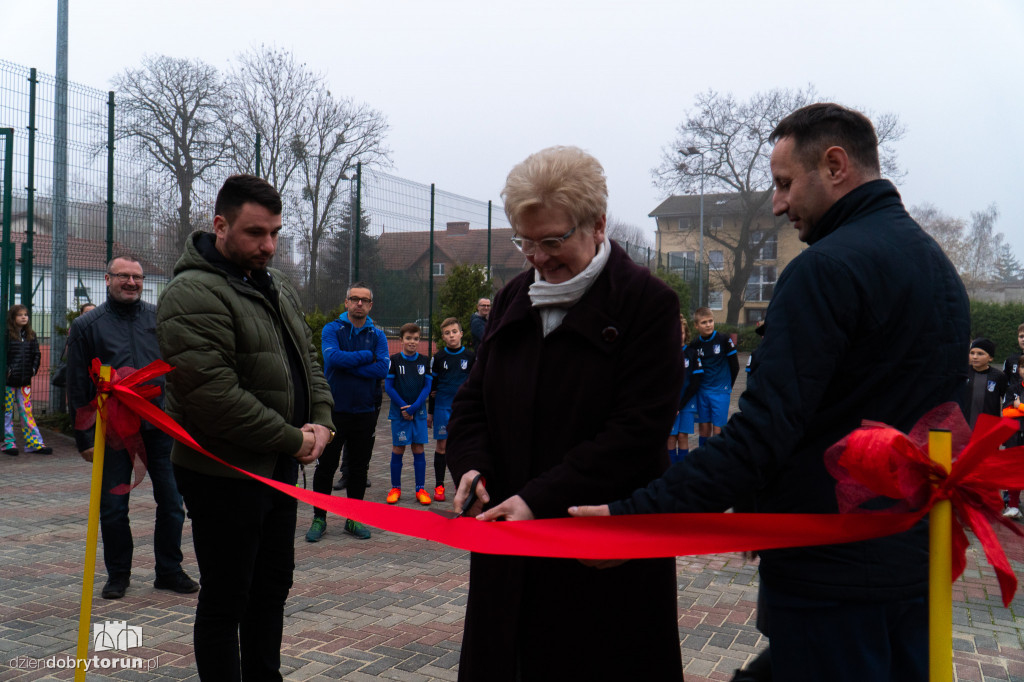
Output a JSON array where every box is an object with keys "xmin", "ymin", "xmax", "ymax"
[
  {"xmin": 454, "ymin": 469, "xmax": 490, "ymax": 516},
  {"xmin": 477, "ymin": 494, "xmax": 534, "ymax": 521}
]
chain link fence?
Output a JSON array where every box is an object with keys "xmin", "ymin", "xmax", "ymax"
[{"xmin": 1, "ymin": 59, "xmax": 695, "ymax": 413}]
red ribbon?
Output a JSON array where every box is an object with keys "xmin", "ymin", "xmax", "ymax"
[
  {"xmin": 87, "ymin": 361, "xmax": 1024, "ymax": 605},
  {"xmin": 75, "ymin": 358, "xmax": 168, "ymax": 494}
]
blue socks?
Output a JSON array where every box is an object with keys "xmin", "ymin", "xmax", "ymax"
[
  {"xmin": 413, "ymin": 452, "xmax": 426, "ymax": 490},
  {"xmin": 390, "ymin": 451, "xmax": 402, "ymax": 488},
  {"xmin": 669, "ymin": 448, "xmax": 689, "ymax": 465},
  {"xmin": 391, "ymin": 450, "xmax": 428, "ymax": 490}
]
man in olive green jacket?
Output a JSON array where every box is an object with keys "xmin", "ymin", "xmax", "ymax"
[{"xmin": 157, "ymin": 174, "xmax": 334, "ymax": 682}]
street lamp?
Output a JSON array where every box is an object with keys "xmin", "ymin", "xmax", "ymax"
[{"xmin": 680, "ymin": 146, "xmax": 705, "ymax": 307}]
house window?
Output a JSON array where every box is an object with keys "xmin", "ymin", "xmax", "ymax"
[
  {"xmin": 708, "ymin": 250, "xmax": 724, "ymax": 271},
  {"xmin": 710, "ymin": 216, "xmax": 724, "ymax": 230},
  {"xmin": 744, "ymin": 265, "xmax": 777, "ymax": 302},
  {"xmin": 708, "ymin": 290, "xmax": 723, "ymax": 310},
  {"xmin": 432, "ymin": 262, "xmax": 445, "ymax": 277},
  {"xmin": 752, "ymin": 231, "xmax": 777, "ymax": 260},
  {"xmin": 746, "ymin": 307, "xmax": 767, "ymax": 324}
]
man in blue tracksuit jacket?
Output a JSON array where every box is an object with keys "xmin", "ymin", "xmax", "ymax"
[{"xmin": 306, "ymin": 282, "xmax": 389, "ymax": 541}]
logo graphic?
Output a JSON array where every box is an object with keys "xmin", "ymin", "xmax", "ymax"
[
  {"xmin": 988, "ymin": 380, "xmax": 997, "ymax": 393},
  {"xmin": 713, "ymin": 344, "xmax": 721, "ymax": 355},
  {"xmin": 93, "ymin": 620, "xmax": 143, "ymax": 652},
  {"xmin": 460, "ymin": 359, "xmax": 468, "ymax": 370},
  {"xmin": 417, "ymin": 365, "xmax": 425, "ymax": 375}
]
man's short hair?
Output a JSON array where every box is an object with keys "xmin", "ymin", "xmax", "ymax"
[
  {"xmin": 440, "ymin": 317, "xmax": 461, "ymax": 331},
  {"xmin": 770, "ymin": 103, "xmax": 881, "ymax": 176},
  {"xmin": 106, "ymin": 255, "xmax": 141, "ymax": 272},
  {"xmin": 215, "ymin": 174, "xmax": 282, "ymax": 224},
  {"xmin": 694, "ymin": 307, "xmax": 713, "ymax": 321},
  {"xmin": 1016, "ymin": 323, "xmax": 1024, "ymax": 335},
  {"xmin": 348, "ymin": 281, "xmax": 374, "ymax": 299},
  {"xmin": 502, "ymin": 146, "xmax": 607, "ymax": 234},
  {"xmin": 400, "ymin": 322, "xmax": 421, "ymax": 338}
]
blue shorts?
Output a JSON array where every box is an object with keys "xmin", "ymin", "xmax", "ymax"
[
  {"xmin": 391, "ymin": 414, "xmax": 428, "ymax": 446},
  {"xmin": 433, "ymin": 404, "xmax": 452, "ymax": 440},
  {"xmin": 697, "ymin": 391, "xmax": 730, "ymax": 427},
  {"xmin": 670, "ymin": 409, "xmax": 696, "ymax": 436}
]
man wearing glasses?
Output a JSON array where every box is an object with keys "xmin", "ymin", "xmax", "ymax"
[
  {"xmin": 305, "ymin": 283, "xmax": 390, "ymax": 542},
  {"xmin": 67, "ymin": 256, "xmax": 197, "ymax": 600},
  {"xmin": 470, "ymin": 298, "xmax": 490, "ymax": 348}
]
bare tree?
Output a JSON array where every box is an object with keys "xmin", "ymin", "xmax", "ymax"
[
  {"xmin": 291, "ymin": 88, "xmax": 389, "ymax": 309},
  {"xmin": 225, "ymin": 44, "xmax": 321, "ymax": 196},
  {"xmin": 653, "ymin": 87, "xmax": 905, "ymax": 323},
  {"xmin": 912, "ymin": 202, "xmax": 1007, "ymax": 287},
  {"xmin": 607, "ymin": 215, "xmax": 654, "ymax": 267},
  {"xmin": 607, "ymin": 215, "xmax": 651, "ymax": 248},
  {"xmin": 965, "ymin": 203, "xmax": 1002, "ymax": 285},
  {"xmin": 911, "ymin": 203, "xmax": 969, "ymax": 274},
  {"xmin": 112, "ymin": 55, "xmax": 228, "ymax": 251}
]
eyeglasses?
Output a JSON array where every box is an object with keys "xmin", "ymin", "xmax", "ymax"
[
  {"xmin": 510, "ymin": 225, "xmax": 577, "ymax": 255},
  {"xmin": 346, "ymin": 296, "xmax": 372, "ymax": 305},
  {"xmin": 108, "ymin": 272, "xmax": 145, "ymax": 282}
]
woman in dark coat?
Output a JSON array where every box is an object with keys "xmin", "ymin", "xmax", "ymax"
[{"xmin": 446, "ymin": 146, "xmax": 685, "ymax": 681}]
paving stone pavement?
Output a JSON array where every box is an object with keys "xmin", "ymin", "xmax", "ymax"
[{"xmin": 2, "ymin": 357, "xmax": 1023, "ymax": 680}]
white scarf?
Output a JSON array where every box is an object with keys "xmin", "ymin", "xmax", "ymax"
[{"xmin": 528, "ymin": 236, "xmax": 611, "ymax": 337}]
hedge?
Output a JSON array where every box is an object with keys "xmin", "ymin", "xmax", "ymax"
[{"xmin": 970, "ymin": 301, "xmax": 1024, "ymax": 363}]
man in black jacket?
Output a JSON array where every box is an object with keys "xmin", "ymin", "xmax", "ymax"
[
  {"xmin": 572, "ymin": 103, "xmax": 970, "ymax": 681},
  {"xmin": 67, "ymin": 256, "xmax": 197, "ymax": 600}
]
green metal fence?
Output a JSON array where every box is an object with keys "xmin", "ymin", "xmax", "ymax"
[{"xmin": 0, "ymin": 58, "xmax": 697, "ymax": 413}]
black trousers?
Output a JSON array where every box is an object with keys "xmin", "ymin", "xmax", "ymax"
[
  {"xmin": 313, "ymin": 410, "xmax": 377, "ymax": 515},
  {"xmin": 762, "ymin": 582, "xmax": 927, "ymax": 681},
  {"xmin": 174, "ymin": 457, "xmax": 297, "ymax": 682}
]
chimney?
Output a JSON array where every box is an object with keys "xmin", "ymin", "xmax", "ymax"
[{"xmin": 446, "ymin": 221, "xmax": 470, "ymax": 235}]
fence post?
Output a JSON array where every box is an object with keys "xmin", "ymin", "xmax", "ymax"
[
  {"xmin": 52, "ymin": 6, "xmax": 71, "ymax": 413},
  {"xmin": 22, "ymin": 69, "xmax": 37, "ymax": 315},
  {"xmin": 427, "ymin": 183, "xmax": 435, "ymax": 354},
  {"xmin": 1, "ymin": 128, "xmax": 14, "ymax": 392},
  {"xmin": 486, "ymin": 200, "xmax": 492, "ymax": 281},
  {"xmin": 353, "ymin": 162, "xmax": 361, "ymax": 281},
  {"xmin": 255, "ymin": 132, "xmax": 262, "ymax": 177},
  {"xmin": 106, "ymin": 91, "xmax": 115, "ymax": 263}
]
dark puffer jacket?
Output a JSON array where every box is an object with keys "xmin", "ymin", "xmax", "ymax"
[
  {"xmin": 6, "ymin": 331, "xmax": 40, "ymax": 387},
  {"xmin": 157, "ymin": 231, "xmax": 334, "ymax": 479},
  {"xmin": 612, "ymin": 179, "xmax": 970, "ymax": 603}
]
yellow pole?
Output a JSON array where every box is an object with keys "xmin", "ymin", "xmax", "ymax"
[
  {"xmin": 929, "ymin": 429, "xmax": 952, "ymax": 682},
  {"xmin": 75, "ymin": 365, "xmax": 111, "ymax": 681}
]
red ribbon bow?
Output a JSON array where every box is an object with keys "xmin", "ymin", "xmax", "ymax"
[
  {"xmin": 74, "ymin": 358, "xmax": 171, "ymax": 494},
  {"xmin": 826, "ymin": 402, "xmax": 1024, "ymax": 606}
]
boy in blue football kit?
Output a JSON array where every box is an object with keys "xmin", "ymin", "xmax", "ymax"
[
  {"xmin": 692, "ymin": 307, "xmax": 738, "ymax": 445},
  {"xmin": 668, "ymin": 315, "xmax": 702, "ymax": 464},
  {"xmin": 385, "ymin": 323, "xmax": 433, "ymax": 505},
  {"xmin": 428, "ymin": 318, "xmax": 475, "ymax": 502}
]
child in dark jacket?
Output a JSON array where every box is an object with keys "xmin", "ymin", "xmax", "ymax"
[
  {"xmin": 961, "ymin": 337, "xmax": 1007, "ymax": 429},
  {"xmin": 4, "ymin": 304, "xmax": 52, "ymax": 455},
  {"xmin": 1002, "ymin": 354, "xmax": 1024, "ymax": 519}
]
